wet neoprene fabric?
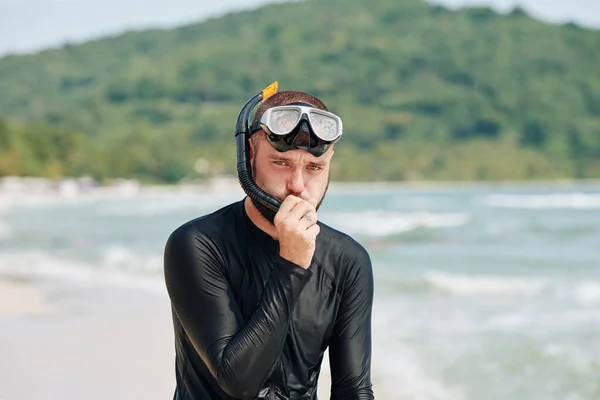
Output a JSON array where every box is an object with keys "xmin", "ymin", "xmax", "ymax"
[{"xmin": 163, "ymin": 199, "xmax": 374, "ymax": 399}]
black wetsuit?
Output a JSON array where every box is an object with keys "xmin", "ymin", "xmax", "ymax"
[{"xmin": 163, "ymin": 199, "xmax": 374, "ymax": 400}]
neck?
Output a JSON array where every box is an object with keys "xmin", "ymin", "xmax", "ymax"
[{"xmin": 244, "ymin": 196, "xmax": 279, "ymax": 240}]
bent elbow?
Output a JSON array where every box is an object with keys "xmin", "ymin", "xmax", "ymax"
[
  {"xmin": 216, "ymin": 366, "xmax": 263, "ymax": 400},
  {"xmin": 332, "ymin": 381, "xmax": 374, "ymax": 400},
  {"xmin": 221, "ymin": 385, "xmax": 259, "ymax": 400}
]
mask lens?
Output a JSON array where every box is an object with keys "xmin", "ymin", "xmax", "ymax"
[
  {"xmin": 269, "ymin": 109, "xmax": 301, "ymax": 134},
  {"xmin": 309, "ymin": 112, "xmax": 339, "ymax": 141}
]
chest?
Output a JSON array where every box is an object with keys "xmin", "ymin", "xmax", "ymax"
[{"xmin": 228, "ymin": 250, "xmax": 341, "ymax": 361}]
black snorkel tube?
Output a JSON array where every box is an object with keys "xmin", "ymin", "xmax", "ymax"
[{"xmin": 235, "ymin": 82, "xmax": 281, "ymax": 223}]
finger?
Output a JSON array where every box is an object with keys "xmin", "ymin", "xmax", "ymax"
[
  {"xmin": 306, "ymin": 223, "xmax": 320, "ymax": 239},
  {"xmin": 297, "ymin": 192, "xmax": 318, "ymax": 208},
  {"xmin": 288, "ymin": 200, "xmax": 315, "ymax": 222},
  {"xmin": 300, "ymin": 211, "xmax": 318, "ymax": 228},
  {"xmin": 276, "ymin": 195, "xmax": 304, "ymax": 219}
]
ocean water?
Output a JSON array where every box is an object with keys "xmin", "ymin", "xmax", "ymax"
[{"xmin": 1, "ymin": 181, "xmax": 600, "ymax": 400}]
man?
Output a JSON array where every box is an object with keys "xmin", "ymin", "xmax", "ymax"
[{"xmin": 163, "ymin": 84, "xmax": 375, "ymax": 399}]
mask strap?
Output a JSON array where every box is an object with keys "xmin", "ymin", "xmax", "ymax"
[{"xmin": 250, "ymin": 120, "xmax": 262, "ymax": 135}]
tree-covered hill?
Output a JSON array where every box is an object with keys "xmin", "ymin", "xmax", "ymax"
[{"xmin": 1, "ymin": 0, "xmax": 599, "ymax": 182}]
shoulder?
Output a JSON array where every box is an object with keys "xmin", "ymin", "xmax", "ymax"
[
  {"xmin": 169, "ymin": 201, "xmax": 239, "ymax": 238},
  {"xmin": 164, "ymin": 201, "xmax": 241, "ymax": 260},
  {"xmin": 319, "ymin": 222, "xmax": 370, "ymax": 261},
  {"xmin": 163, "ymin": 202, "xmax": 244, "ymax": 294}
]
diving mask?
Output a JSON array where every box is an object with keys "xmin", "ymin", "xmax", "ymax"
[{"xmin": 250, "ymin": 103, "xmax": 343, "ymax": 157}]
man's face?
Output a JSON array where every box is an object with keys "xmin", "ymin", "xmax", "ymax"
[{"xmin": 250, "ymin": 131, "xmax": 333, "ymax": 211}]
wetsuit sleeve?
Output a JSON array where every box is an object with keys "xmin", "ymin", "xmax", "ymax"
[
  {"xmin": 163, "ymin": 226, "xmax": 312, "ymax": 399},
  {"xmin": 328, "ymin": 247, "xmax": 375, "ymax": 399}
]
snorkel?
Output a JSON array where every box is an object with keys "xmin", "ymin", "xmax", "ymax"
[{"xmin": 235, "ymin": 81, "xmax": 281, "ymax": 223}]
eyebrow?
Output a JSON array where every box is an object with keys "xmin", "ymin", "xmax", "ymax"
[{"xmin": 268, "ymin": 154, "xmax": 329, "ymax": 167}]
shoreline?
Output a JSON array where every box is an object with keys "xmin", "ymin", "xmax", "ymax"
[
  {"xmin": 0, "ymin": 276, "xmax": 177, "ymax": 400},
  {"xmin": 2, "ymin": 174, "xmax": 599, "ymax": 190},
  {"xmin": 1, "ymin": 175, "xmax": 598, "ymax": 214},
  {"xmin": 0, "ymin": 276, "xmax": 348, "ymax": 400},
  {"xmin": 0, "ymin": 274, "xmax": 386, "ymax": 399}
]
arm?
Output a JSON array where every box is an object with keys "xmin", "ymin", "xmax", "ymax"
[
  {"xmin": 328, "ymin": 247, "xmax": 375, "ymax": 400},
  {"xmin": 163, "ymin": 226, "xmax": 312, "ymax": 399}
]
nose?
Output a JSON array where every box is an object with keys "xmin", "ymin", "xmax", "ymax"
[{"xmin": 286, "ymin": 167, "xmax": 305, "ymax": 195}]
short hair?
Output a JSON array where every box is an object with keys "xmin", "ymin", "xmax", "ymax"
[{"xmin": 252, "ymin": 90, "xmax": 329, "ymax": 124}]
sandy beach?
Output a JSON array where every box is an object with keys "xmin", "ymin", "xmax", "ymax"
[
  {"xmin": 0, "ymin": 280, "xmax": 49, "ymax": 318},
  {"xmin": 0, "ymin": 277, "xmax": 176, "ymax": 400},
  {"xmin": 0, "ymin": 277, "xmax": 339, "ymax": 400}
]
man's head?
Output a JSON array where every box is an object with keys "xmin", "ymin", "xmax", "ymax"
[{"xmin": 248, "ymin": 90, "xmax": 335, "ymax": 219}]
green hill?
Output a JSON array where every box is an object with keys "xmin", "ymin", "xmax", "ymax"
[{"xmin": 1, "ymin": 0, "xmax": 599, "ymax": 183}]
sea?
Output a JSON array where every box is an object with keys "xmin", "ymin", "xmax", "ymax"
[{"xmin": 1, "ymin": 179, "xmax": 599, "ymax": 400}]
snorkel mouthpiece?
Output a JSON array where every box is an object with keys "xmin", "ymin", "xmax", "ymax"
[{"xmin": 235, "ymin": 81, "xmax": 281, "ymax": 223}]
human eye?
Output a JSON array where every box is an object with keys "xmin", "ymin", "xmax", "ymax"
[{"xmin": 307, "ymin": 165, "xmax": 322, "ymax": 171}]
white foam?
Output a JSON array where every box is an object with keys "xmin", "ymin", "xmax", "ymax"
[
  {"xmin": 0, "ymin": 199, "xmax": 10, "ymax": 215},
  {"xmin": 573, "ymin": 282, "xmax": 600, "ymax": 307},
  {"xmin": 487, "ymin": 306, "xmax": 600, "ymax": 332},
  {"xmin": 425, "ymin": 271, "xmax": 547, "ymax": 297},
  {"xmin": 102, "ymin": 245, "xmax": 163, "ymax": 275},
  {"xmin": 0, "ymin": 190, "xmax": 92, "ymax": 210},
  {"xmin": 323, "ymin": 211, "xmax": 469, "ymax": 237},
  {"xmin": 481, "ymin": 193, "xmax": 600, "ymax": 209},
  {"xmin": 542, "ymin": 343, "xmax": 592, "ymax": 373},
  {"xmin": 486, "ymin": 312, "xmax": 532, "ymax": 330},
  {"xmin": 367, "ymin": 299, "xmax": 466, "ymax": 400},
  {"xmin": 0, "ymin": 250, "xmax": 167, "ymax": 296},
  {"xmin": 0, "ymin": 220, "xmax": 12, "ymax": 241},
  {"xmin": 95, "ymin": 193, "xmax": 238, "ymax": 217},
  {"xmin": 373, "ymin": 344, "xmax": 465, "ymax": 400}
]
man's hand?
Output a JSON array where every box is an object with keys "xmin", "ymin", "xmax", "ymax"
[{"xmin": 275, "ymin": 195, "xmax": 320, "ymax": 269}]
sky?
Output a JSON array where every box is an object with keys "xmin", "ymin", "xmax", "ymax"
[{"xmin": 0, "ymin": 0, "xmax": 599, "ymax": 57}]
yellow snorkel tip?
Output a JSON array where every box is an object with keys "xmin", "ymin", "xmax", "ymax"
[{"xmin": 262, "ymin": 81, "xmax": 278, "ymax": 100}]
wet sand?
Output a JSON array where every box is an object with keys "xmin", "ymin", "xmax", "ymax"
[
  {"xmin": 0, "ymin": 279, "xmax": 49, "ymax": 318},
  {"xmin": 0, "ymin": 278, "xmax": 176, "ymax": 400},
  {"xmin": 0, "ymin": 278, "xmax": 338, "ymax": 400}
]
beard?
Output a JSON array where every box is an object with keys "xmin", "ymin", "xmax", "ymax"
[{"xmin": 250, "ymin": 153, "xmax": 329, "ymax": 225}]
